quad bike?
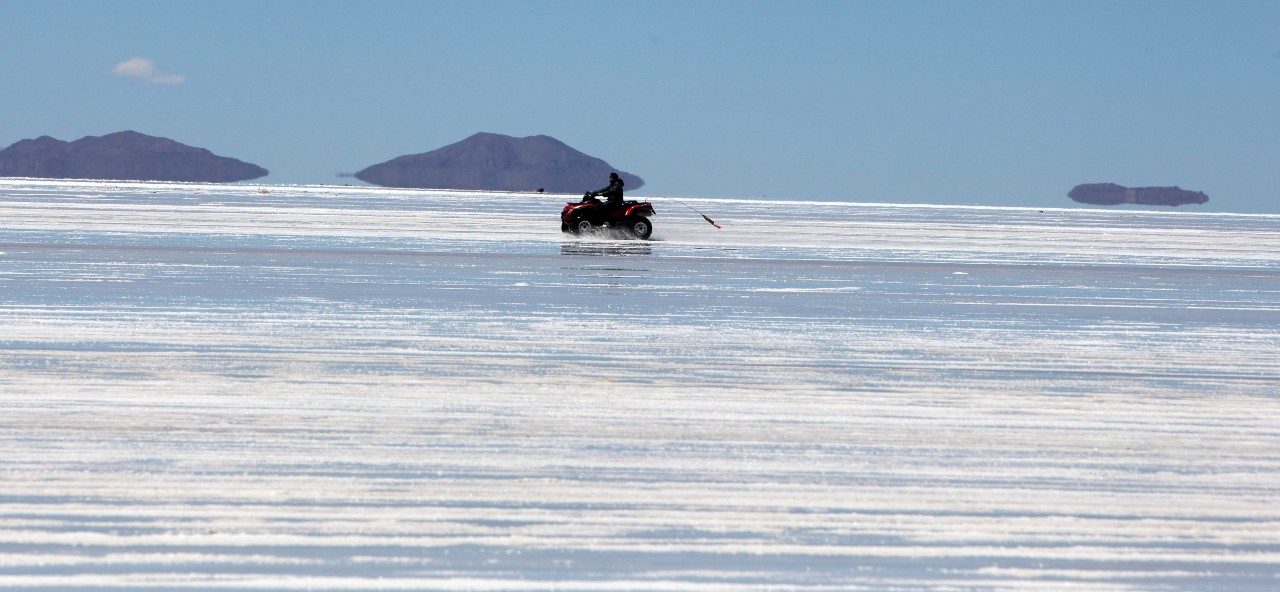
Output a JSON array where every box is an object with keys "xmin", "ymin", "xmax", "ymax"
[{"xmin": 561, "ymin": 193, "xmax": 655, "ymax": 240}]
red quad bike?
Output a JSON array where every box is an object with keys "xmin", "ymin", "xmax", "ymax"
[{"xmin": 561, "ymin": 193, "xmax": 656, "ymax": 240}]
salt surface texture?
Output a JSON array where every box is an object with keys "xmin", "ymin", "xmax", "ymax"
[{"xmin": 1, "ymin": 179, "xmax": 1278, "ymax": 590}]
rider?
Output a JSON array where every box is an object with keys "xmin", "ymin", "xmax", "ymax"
[{"xmin": 589, "ymin": 172, "xmax": 625, "ymax": 213}]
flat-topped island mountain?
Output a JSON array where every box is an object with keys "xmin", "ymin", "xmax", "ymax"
[
  {"xmin": 0, "ymin": 131, "xmax": 267, "ymax": 183},
  {"xmin": 1069, "ymin": 183, "xmax": 1209, "ymax": 207},
  {"xmin": 355, "ymin": 133, "xmax": 644, "ymax": 193}
]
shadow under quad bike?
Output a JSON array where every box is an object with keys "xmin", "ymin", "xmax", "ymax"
[{"xmin": 561, "ymin": 193, "xmax": 655, "ymax": 240}]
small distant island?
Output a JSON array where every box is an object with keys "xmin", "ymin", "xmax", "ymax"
[
  {"xmin": 355, "ymin": 132, "xmax": 643, "ymax": 193},
  {"xmin": 0, "ymin": 131, "xmax": 268, "ymax": 183},
  {"xmin": 1068, "ymin": 183, "xmax": 1208, "ymax": 207}
]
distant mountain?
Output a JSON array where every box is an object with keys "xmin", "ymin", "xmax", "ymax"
[
  {"xmin": 0, "ymin": 131, "xmax": 268, "ymax": 183},
  {"xmin": 355, "ymin": 132, "xmax": 644, "ymax": 193},
  {"xmin": 1068, "ymin": 183, "xmax": 1208, "ymax": 207}
]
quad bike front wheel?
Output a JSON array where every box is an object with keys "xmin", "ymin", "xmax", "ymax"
[
  {"xmin": 628, "ymin": 217, "xmax": 653, "ymax": 240},
  {"xmin": 572, "ymin": 218, "xmax": 595, "ymax": 234}
]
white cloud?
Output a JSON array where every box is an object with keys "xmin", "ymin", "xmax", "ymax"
[
  {"xmin": 112, "ymin": 57, "xmax": 155, "ymax": 78},
  {"xmin": 112, "ymin": 57, "xmax": 185, "ymax": 84}
]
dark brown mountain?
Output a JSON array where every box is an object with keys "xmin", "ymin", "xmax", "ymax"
[
  {"xmin": 0, "ymin": 131, "xmax": 268, "ymax": 182},
  {"xmin": 1068, "ymin": 183, "xmax": 1208, "ymax": 207},
  {"xmin": 355, "ymin": 132, "xmax": 644, "ymax": 193}
]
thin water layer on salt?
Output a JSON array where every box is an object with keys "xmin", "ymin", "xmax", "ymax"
[{"xmin": 1, "ymin": 179, "xmax": 1278, "ymax": 590}]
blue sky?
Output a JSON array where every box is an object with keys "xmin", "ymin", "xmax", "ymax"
[{"xmin": 2, "ymin": 1, "xmax": 1278, "ymax": 212}]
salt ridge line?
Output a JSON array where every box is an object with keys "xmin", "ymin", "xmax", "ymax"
[{"xmin": 5, "ymin": 176, "xmax": 1280, "ymax": 219}]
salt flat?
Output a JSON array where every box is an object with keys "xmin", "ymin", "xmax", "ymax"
[{"xmin": 1, "ymin": 178, "xmax": 1278, "ymax": 590}]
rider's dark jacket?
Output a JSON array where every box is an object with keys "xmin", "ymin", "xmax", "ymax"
[{"xmin": 595, "ymin": 178, "xmax": 625, "ymax": 205}]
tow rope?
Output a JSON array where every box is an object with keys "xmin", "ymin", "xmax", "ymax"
[{"xmin": 668, "ymin": 198, "xmax": 722, "ymax": 229}]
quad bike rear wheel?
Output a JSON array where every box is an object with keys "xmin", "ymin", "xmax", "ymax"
[{"xmin": 628, "ymin": 217, "xmax": 653, "ymax": 240}]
